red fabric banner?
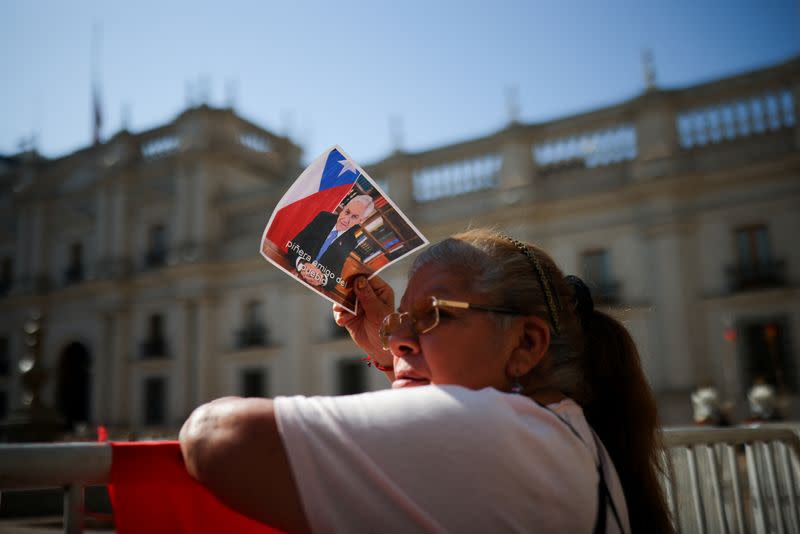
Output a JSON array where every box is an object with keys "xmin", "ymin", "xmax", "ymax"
[{"xmin": 108, "ymin": 441, "xmax": 284, "ymax": 534}]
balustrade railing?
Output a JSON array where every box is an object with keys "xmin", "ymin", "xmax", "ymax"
[
  {"xmin": 239, "ymin": 132, "xmax": 272, "ymax": 153},
  {"xmin": 140, "ymin": 135, "xmax": 180, "ymax": 159},
  {"xmin": 533, "ymin": 124, "xmax": 637, "ymax": 171},
  {"xmin": 235, "ymin": 324, "xmax": 269, "ymax": 349},
  {"xmin": 725, "ymin": 259, "xmax": 788, "ymax": 293},
  {"xmin": 412, "ymin": 153, "xmax": 502, "ymax": 202},
  {"xmin": 139, "ymin": 337, "xmax": 168, "ymax": 359},
  {"xmin": 143, "ymin": 249, "xmax": 167, "ymax": 269},
  {"xmin": 677, "ymin": 89, "xmax": 795, "ymax": 149},
  {"xmin": 62, "ymin": 265, "xmax": 85, "ymax": 286}
]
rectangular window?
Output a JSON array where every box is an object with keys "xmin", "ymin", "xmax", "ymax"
[
  {"xmin": 143, "ymin": 376, "xmax": 167, "ymax": 426},
  {"xmin": 149, "ymin": 314, "xmax": 164, "ymax": 339},
  {"xmin": 735, "ymin": 225, "xmax": 771, "ymax": 270},
  {"xmin": 65, "ymin": 242, "xmax": 84, "ymax": 284},
  {"xmin": 237, "ymin": 301, "xmax": 267, "ymax": 348},
  {"xmin": 730, "ymin": 225, "xmax": 784, "ymax": 290},
  {"xmin": 337, "ymin": 358, "xmax": 367, "ymax": 395},
  {"xmin": 146, "ymin": 224, "xmax": 167, "ymax": 267},
  {"xmin": 581, "ymin": 249, "xmax": 619, "ymax": 304},
  {"xmin": 0, "ymin": 257, "xmax": 12, "ymax": 295},
  {"xmin": 240, "ymin": 368, "xmax": 269, "ymax": 398},
  {"xmin": 141, "ymin": 313, "xmax": 167, "ymax": 358},
  {"xmin": 581, "ymin": 249, "xmax": 610, "ymax": 285},
  {"xmin": 0, "ymin": 337, "xmax": 8, "ymax": 376},
  {"xmin": 69, "ymin": 242, "xmax": 83, "ymax": 268},
  {"xmin": 245, "ymin": 300, "xmax": 263, "ymax": 326}
]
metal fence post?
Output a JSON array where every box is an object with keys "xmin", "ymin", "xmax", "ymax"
[{"xmin": 64, "ymin": 483, "xmax": 84, "ymax": 534}]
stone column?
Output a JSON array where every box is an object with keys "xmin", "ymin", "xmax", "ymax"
[
  {"xmin": 644, "ymin": 220, "xmax": 700, "ymax": 391},
  {"xmin": 29, "ymin": 202, "xmax": 47, "ymax": 290},
  {"xmin": 94, "ymin": 186, "xmax": 110, "ymax": 277},
  {"xmin": 285, "ymin": 287, "xmax": 312, "ymax": 394},
  {"xmin": 193, "ymin": 296, "xmax": 218, "ymax": 403},
  {"xmin": 110, "ymin": 180, "xmax": 129, "ymax": 275},
  {"xmin": 384, "ymin": 157, "xmax": 415, "ymax": 215},
  {"xmin": 183, "ymin": 300, "xmax": 198, "ymax": 410},
  {"xmin": 498, "ymin": 127, "xmax": 536, "ymax": 192},
  {"xmin": 109, "ymin": 309, "xmax": 131, "ymax": 426},
  {"xmin": 171, "ymin": 165, "xmax": 191, "ymax": 262},
  {"xmin": 185, "ymin": 162, "xmax": 209, "ymax": 261},
  {"xmin": 170, "ymin": 302, "xmax": 189, "ymax": 423},
  {"xmin": 93, "ymin": 313, "xmax": 113, "ymax": 423},
  {"xmin": 14, "ymin": 207, "xmax": 30, "ymax": 292},
  {"xmin": 632, "ymin": 93, "xmax": 680, "ymax": 182},
  {"xmin": 192, "ymin": 166, "xmax": 207, "ymax": 243}
]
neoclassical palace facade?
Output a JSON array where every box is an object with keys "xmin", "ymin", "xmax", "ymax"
[{"xmin": 1, "ymin": 56, "xmax": 798, "ymax": 432}]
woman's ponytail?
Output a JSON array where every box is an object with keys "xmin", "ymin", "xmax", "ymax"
[{"xmin": 581, "ymin": 309, "xmax": 673, "ymax": 533}]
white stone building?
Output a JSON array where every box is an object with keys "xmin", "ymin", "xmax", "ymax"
[{"xmin": 0, "ymin": 56, "xmax": 798, "ymax": 433}]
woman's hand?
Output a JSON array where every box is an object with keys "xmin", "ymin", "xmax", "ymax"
[{"xmin": 333, "ymin": 276, "xmax": 394, "ymax": 368}]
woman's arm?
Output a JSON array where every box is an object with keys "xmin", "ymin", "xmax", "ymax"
[{"xmin": 179, "ymin": 396, "xmax": 312, "ymax": 534}]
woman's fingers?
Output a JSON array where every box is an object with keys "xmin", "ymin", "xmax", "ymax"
[
  {"xmin": 366, "ymin": 276, "xmax": 394, "ymax": 308},
  {"xmin": 353, "ymin": 276, "xmax": 393, "ymax": 320},
  {"xmin": 332, "ymin": 304, "xmax": 357, "ymax": 327}
]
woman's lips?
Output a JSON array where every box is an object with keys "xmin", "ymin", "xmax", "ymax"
[{"xmin": 392, "ymin": 377, "xmax": 430, "ymax": 389}]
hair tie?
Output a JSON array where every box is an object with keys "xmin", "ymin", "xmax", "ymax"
[{"xmin": 565, "ymin": 275, "xmax": 594, "ymax": 325}]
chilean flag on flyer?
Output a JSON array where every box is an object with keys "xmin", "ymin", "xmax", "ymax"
[{"xmin": 265, "ymin": 146, "xmax": 361, "ymax": 254}]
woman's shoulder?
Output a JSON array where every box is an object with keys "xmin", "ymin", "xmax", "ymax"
[
  {"xmin": 278, "ymin": 384, "xmax": 555, "ymax": 414},
  {"xmin": 276, "ymin": 385, "xmax": 587, "ymax": 446}
]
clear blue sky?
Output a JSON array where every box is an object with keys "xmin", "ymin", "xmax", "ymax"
[{"xmin": 2, "ymin": 0, "xmax": 798, "ymax": 165}]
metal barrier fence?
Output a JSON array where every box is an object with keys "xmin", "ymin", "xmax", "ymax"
[
  {"xmin": 0, "ymin": 442, "xmax": 111, "ymax": 534},
  {"xmin": 1, "ymin": 425, "xmax": 799, "ymax": 533},
  {"xmin": 663, "ymin": 425, "xmax": 800, "ymax": 534}
]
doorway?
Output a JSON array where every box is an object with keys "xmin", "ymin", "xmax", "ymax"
[{"xmin": 57, "ymin": 342, "xmax": 91, "ymax": 429}]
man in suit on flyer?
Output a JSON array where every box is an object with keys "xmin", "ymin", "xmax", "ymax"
[{"xmin": 286, "ymin": 195, "xmax": 375, "ymax": 290}]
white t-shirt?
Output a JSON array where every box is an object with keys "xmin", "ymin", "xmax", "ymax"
[{"xmin": 275, "ymin": 385, "xmax": 630, "ymax": 533}]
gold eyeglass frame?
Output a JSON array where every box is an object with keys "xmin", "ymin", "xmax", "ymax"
[{"xmin": 379, "ymin": 296, "xmax": 519, "ymax": 351}]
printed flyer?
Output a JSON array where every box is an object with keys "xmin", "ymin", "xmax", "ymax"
[{"xmin": 260, "ymin": 145, "xmax": 428, "ymax": 313}]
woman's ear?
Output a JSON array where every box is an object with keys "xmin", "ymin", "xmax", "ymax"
[{"xmin": 505, "ymin": 316, "xmax": 551, "ymax": 377}]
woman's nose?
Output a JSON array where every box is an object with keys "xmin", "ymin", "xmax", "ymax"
[{"xmin": 388, "ymin": 323, "xmax": 421, "ymax": 358}]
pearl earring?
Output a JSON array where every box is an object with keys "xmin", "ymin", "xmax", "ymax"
[{"xmin": 511, "ymin": 377, "xmax": 524, "ymax": 395}]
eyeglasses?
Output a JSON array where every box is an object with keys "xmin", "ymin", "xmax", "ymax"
[{"xmin": 379, "ymin": 296, "xmax": 519, "ymax": 351}]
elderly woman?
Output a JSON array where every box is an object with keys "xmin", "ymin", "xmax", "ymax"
[{"xmin": 180, "ymin": 229, "xmax": 672, "ymax": 533}]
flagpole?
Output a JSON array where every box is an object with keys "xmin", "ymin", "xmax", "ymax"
[{"xmin": 91, "ymin": 22, "xmax": 103, "ymax": 145}]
